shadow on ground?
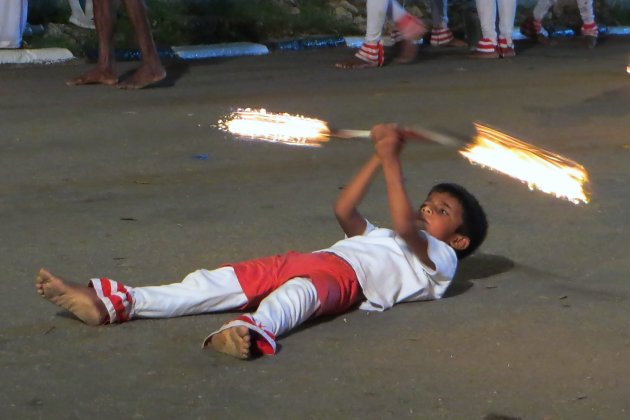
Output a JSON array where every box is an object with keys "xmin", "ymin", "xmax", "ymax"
[{"xmin": 444, "ymin": 253, "xmax": 515, "ymax": 297}]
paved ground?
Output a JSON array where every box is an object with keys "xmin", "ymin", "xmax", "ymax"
[{"xmin": 1, "ymin": 36, "xmax": 629, "ymax": 419}]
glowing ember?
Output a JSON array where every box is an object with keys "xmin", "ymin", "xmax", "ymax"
[
  {"xmin": 218, "ymin": 108, "xmax": 331, "ymax": 147},
  {"xmin": 460, "ymin": 123, "xmax": 590, "ymax": 204}
]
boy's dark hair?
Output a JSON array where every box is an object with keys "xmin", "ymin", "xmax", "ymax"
[{"xmin": 429, "ymin": 183, "xmax": 488, "ymax": 260}]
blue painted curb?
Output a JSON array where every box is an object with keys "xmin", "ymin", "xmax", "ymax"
[
  {"xmin": 173, "ymin": 42, "xmax": 269, "ymax": 59},
  {"xmin": 268, "ymin": 36, "xmax": 345, "ymax": 51}
]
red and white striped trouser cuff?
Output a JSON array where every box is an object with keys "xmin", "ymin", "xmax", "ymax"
[
  {"xmin": 581, "ymin": 22, "xmax": 598, "ymax": 37},
  {"xmin": 476, "ymin": 38, "xmax": 497, "ymax": 53},
  {"xmin": 203, "ymin": 315, "xmax": 277, "ymax": 355},
  {"xmin": 498, "ymin": 37, "xmax": 513, "ymax": 49},
  {"xmin": 431, "ymin": 27, "xmax": 454, "ymax": 46},
  {"xmin": 89, "ymin": 278, "xmax": 134, "ymax": 324},
  {"xmin": 355, "ymin": 42, "xmax": 384, "ymax": 66}
]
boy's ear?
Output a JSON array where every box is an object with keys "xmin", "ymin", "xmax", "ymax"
[{"xmin": 449, "ymin": 234, "xmax": 470, "ymax": 251}]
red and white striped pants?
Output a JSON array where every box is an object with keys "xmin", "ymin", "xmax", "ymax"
[{"xmin": 89, "ymin": 252, "xmax": 363, "ymax": 352}]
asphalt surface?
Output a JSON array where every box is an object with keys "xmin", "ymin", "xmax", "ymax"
[{"xmin": 1, "ymin": 36, "xmax": 630, "ymax": 419}]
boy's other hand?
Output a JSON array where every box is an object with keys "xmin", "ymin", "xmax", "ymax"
[{"xmin": 371, "ymin": 123, "xmax": 404, "ymax": 159}]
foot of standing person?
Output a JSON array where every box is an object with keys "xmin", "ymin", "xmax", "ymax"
[
  {"xmin": 583, "ymin": 35, "xmax": 597, "ymax": 49},
  {"xmin": 35, "ymin": 268, "xmax": 107, "ymax": 326},
  {"xmin": 469, "ymin": 49, "xmax": 500, "ymax": 59},
  {"xmin": 432, "ymin": 37, "xmax": 467, "ymax": 48},
  {"xmin": 393, "ymin": 39, "xmax": 418, "ymax": 64},
  {"xmin": 66, "ymin": 67, "xmax": 118, "ymax": 86},
  {"xmin": 117, "ymin": 63, "xmax": 167, "ymax": 89},
  {"xmin": 207, "ymin": 326, "xmax": 252, "ymax": 359},
  {"xmin": 447, "ymin": 38, "xmax": 468, "ymax": 47},
  {"xmin": 69, "ymin": 14, "xmax": 96, "ymax": 30},
  {"xmin": 335, "ymin": 55, "xmax": 380, "ymax": 69}
]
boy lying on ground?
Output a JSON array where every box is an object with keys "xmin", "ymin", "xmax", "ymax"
[{"xmin": 36, "ymin": 123, "xmax": 488, "ymax": 360}]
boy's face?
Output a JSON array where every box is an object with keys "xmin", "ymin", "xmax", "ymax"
[{"xmin": 417, "ymin": 192, "xmax": 469, "ymax": 250}]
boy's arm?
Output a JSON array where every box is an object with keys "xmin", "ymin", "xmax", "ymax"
[
  {"xmin": 334, "ymin": 154, "xmax": 381, "ymax": 237},
  {"xmin": 373, "ymin": 125, "xmax": 436, "ymax": 270}
]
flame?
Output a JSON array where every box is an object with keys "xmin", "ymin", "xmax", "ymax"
[
  {"xmin": 627, "ymin": 65, "xmax": 630, "ymax": 74},
  {"xmin": 460, "ymin": 123, "xmax": 590, "ymax": 204},
  {"xmin": 218, "ymin": 108, "xmax": 331, "ymax": 147}
]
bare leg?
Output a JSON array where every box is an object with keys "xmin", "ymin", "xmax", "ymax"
[
  {"xmin": 67, "ymin": 0, "xmax": 118, "ymax": 86},
  {"xmin": 209, "ymin": 326, "xmax": 252, "ymax": 360},
  {"xmin": 35, "ymin": 268, "xmax": 108, "ymax": 326},
  {"xmin": 117, "ymin": 0, "xmax": 166, "ymax": 89}
]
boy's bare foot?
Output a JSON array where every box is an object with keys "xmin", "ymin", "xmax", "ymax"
[
  {"xmin": 335, "ymin": 56, "xmax": 379, "ymax": 70},
  {"xmin": 117, "ymin": 64, "xmax": 167, "ymax": 89},
  {"xmin": 66, "ymin": 67, "xmax": 118, "ymax": 86},
  {"xmin": 208, "ymin": 326, "xmax": 252, "ymax": 359},
  {"xmin": 35, "ymin": 268, "xmax": 107, "ymax": 326}
]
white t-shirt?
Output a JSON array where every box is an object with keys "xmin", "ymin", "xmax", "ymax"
[{"xmin": 320, "ymin": 219, "xmax": 458, "ymax": 311}]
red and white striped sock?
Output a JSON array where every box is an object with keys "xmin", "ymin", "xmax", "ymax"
[
  {"xmin": 581, "ymin": 21, "xmax": 598, "ymax": 37},
  {"xmin": 431, "ymin": 26, "xmax": 454, "ymax": 46},
  {"xmin": 498, "ymin": 37, "xmax": 513, "ymax": 49},
  {"xmin": 355, "ymin": 41, "xmax": 384, "ymax": 66},
  {"xmin": 89, "ymin": 277, "xmax": 134, "ymax": 324},
  {"xmin": 533, "ymin": 19, "xmax": 543, "ymax": 35},
  {"xmin": 475, "ymin": 38, "xmax": 497, "ymax": 53}
]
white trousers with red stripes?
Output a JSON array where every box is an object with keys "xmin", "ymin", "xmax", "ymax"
[
  {"xmin": 0, "ymin": 0, "xmax": 28, "ymax": 48},
  {"xmin": 532, "ymin": 0, "xmax": 595, "ymax": 25},
  {"xmin": 431, "ymin": 0, "xmax": 449, "ymax": 28},
  {"xmin": 365, "ymin": 0, "xmax": 407, "ymax": 43},
  {"xmin": 475, "ymin": 0, "xmax": 517, "ymax": 45},
  {"xmin": 90, "ymin": 268, "xmax": 320, "ymax": 339},
  {"xmin": 364, "ymin": 0, "xmax": 452, "ymax": 43}
]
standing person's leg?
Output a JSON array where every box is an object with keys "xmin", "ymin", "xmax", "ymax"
[
  {"xmin": 67, "ymin": 0, "xmax": 118, "ymax": 86},
  {"xmin": 532, "ymin": 0, "xmax": 555, "ymax": 23},
  {"xmin": 389, "ymin": 0, "xmax": 427, "ymax": 63},
  {"xmin": 471, "ymin": 0, "xmax": 500, "ymax": 58},
  {"xmin": 117, "ymin": 0, "xmax": 166, "ymax": 89},
  {"xmin": 576, "ymin": 0, "xmax": 598, "ymax": 47},
  {"xmin": 336, "ymin": 0, "xmax": 389, "ymax": 69},
  {"xmin": 85, "ymin": 0, "xmax": 94, "ymax": 20},
  {"xmin": 520, "ymin": 0, "xmax": 554, "ymax": 43},
  {"xmin": 429, "ymin": 0, "xmax": 467, "ymax": 47},
  {"xmin": 68, "ymin": 0, "xmax": 95, "ymax": 29},
  {"xmin": 0, "ymin": 0, "xmax": 28, "ymax": 48},
  {"xmin": 497, "ymin": 0, "xmax": 517, "ymax": 57},
  {"xmin": 530, "ymin": 0, "xmax": 557, "ymax": 44},
  {"xmin": 430, "ymin": 0, "xmax": 451, "ymax": 45},
  {"xmin": 68, "ymin": 0, "xmax": 85, "ymax": 23}
]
